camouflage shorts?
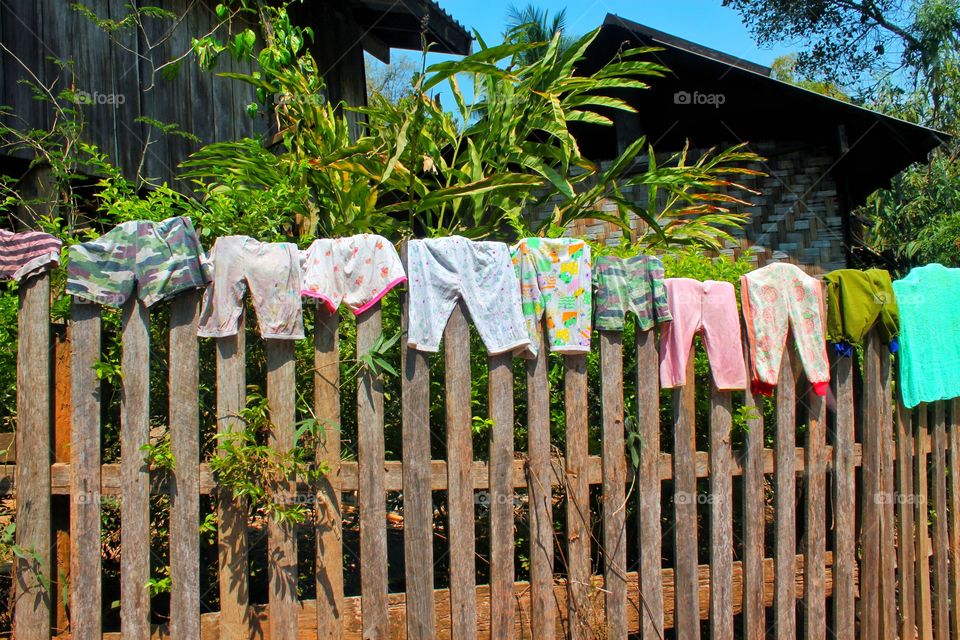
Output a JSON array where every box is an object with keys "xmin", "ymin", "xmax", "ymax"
[
  {"xmin": 67, "ymin": 216, "xmax": 212, "ymax": 307},
  {"xmin": 593, "ymin": 253, "xmax": 672, "ymax": 332}
]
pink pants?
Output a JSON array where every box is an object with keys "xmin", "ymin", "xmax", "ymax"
[{"xmin": 660, "ymin": 278, "xmax": 747, "ymax": 390}]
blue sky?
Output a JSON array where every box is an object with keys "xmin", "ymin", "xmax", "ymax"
[
  {"xmin": 440, "ymin": 1, "xmax": 794, "ymax": 66},
  {"xmin": 381, "ymin": 1, "xmax": 799, "ymax": 109}
]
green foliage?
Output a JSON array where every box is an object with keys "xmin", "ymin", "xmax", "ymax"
[{"xmin": 209, "ymin": 390, "xmax": 331, "ymax": 525}]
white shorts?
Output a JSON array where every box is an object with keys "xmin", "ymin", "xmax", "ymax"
[
  {"xmin": 300, "ymin": 234, "xmax": 406, "ymax": 314},
  {"xmin": 406, "ymin": 237, "xmax": 530, "ymax": 355}
]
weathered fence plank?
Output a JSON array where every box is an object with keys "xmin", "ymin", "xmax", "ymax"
[
  {"xmin": 445, "ymin": 302, "xmax": 477, "ymax": 640},
  {"xmin": 216, "ymin": 314, "xmax": 250, "ymax": 639},
  {"xmin": 358, "ymin": 304, "xmax": 389, "ymax": 638},
  {"xmin": 832, "ymin": 351, "xmax": 856, "ymax": 640},
  {"xmin": 774, "ymin": 348, "xmax": 796, "ymax": 639},
  {"xmin": 526, "ymin": 329, "xmax": 555, "ymax": 639},
  {"xmin": 565, "ymin": 353, "xmax": 591, "ymax": 640},
  {"xmin": 489, "ymin": 352, "xmax": 516, "ymax": 638},
  {"xmin": 266, "ymin": 339, "xmax": 299, "ymax": 638},
  {"xmin": 931, "ymin": 402, "xmax": 950, "ymax": 640},
  {"xmin": 70, "ymin": 301, "xmax": 102, "ymax": 639},
  {"xmin": 742, "ymin": 357, "xmax": 766, "ymax": 640},
  {"xmin": 600, "ymin": 331, "xmax": 626, "ymax": 639},
  {"xmin": 169, "ymin": 291, "xmax": 201, "ymax": 639},
  {"xmin": 949, "ymin": 399, "xmax": 960, "ymax": 640},
  {"xmin": 315, "ymin": 308, "xmax": 343, "ymax": 639},
  {"xmin": 673, "ymin": 355, "xmax": 699, "ymax": 640},
  {"xmin": 14, "ymin": 272, "xmax": 51, "ymax": 640},
  {"xmin": 896, "ymin": 389, "xmax": 916, "ymax": 640},
  {"xmin": 709, "ymin": 383, "xmax": 733, "ymax": 639},
  {"xmin": 636, "ymin": 327, "xmax": 663, "ymax": 640},
  {"xmin": 120, "ymin": 298, "xmax": 151, "ymax": 640},
  {"xmin": 400, "ymin": 293, "xmax": 434, "ymax": 640},
  {"xmin": 804, "ymin": 382, "xmax": 827, "ymax": 640},
  {"xmin": 861, "ymin": 332, "xmax": 882, "ymax": 639},
  {"xmin": 878, "ymin": 341, "xmax": 897, "ymax": 640},
  {"xmin": 915, "ymin": 406, "xmax": 934, "ymax": 640}
]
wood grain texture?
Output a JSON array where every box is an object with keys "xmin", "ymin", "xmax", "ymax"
[
  {"xmin": 774, "ymin": 348, "xmax": 796, "ymax": 639},
  {"xmin": 564, "ymin": 354, "xmax": 591, "ymax": 640},
  {"xmin": 216, "ymin": 315, "xmax": 250, "ymax": 640},
  {"xmin": 526, "ymin": 329, "xmax": 555, "ymax": 639},
  {"xmin": 804, "ymin": 387, "xmax": 826, "ymax": 640},
  {"xmin": 672, "ymin": 355, "xmax": 699, "ymax": 640},
  {"xmin": 356, "ymin": 305, "xmax": 389, "ymax": 638},
  {"xmin": 120, "ymin": 298, "xmax": 151, "ymax": 640},
  {"xmin": 14, "ymin": 272, "xmax": 51, "ymax": 640},
  {"xmin": 742, "ymin": 363, "xmax": 766, "ymax": 640},
  {"xmin": 488, "ymin": 353, "xmax": 516, "ymax": 638},
  {"xmin": 314, "ymin": 309, "xmax": 344, "ymax": 639},
  {"xmin": 915, "ymin": 406, "xmax": 933, "ymax": 640},
  {"xmin": 1, "ymin": 439, "xmax": 860, "ymax": 496},
  {"xmin": 70, "ymin": 301, "xmax": 102, "ymax": 639},
  {"xmin": 400, "ymin": 297, "xmax": 435, "ymax": 640},
  {"xmin": 949, "ymin": 399, "xmax": 960, "ymax": 640},
  {"xmin": 599, "ymin": 331, "xmax": 626, "ymax": 638},
  {"xmin": 444, "ymin": 302, "xmax": 477, "ymax": 640},
  {"xmin": 931, "ymin": 402, "xmax": 949, "ymax": 640},
  {"xmin": 709, "ymin": 384, "xmax": 733, "ymax": 640},
  {"xmin": 831, "ymin": 352, "xmax": 856, "ymax": 640},
  {"xmin": 169, "ymin": 292, "xmax": 201, "ymax": 639},
  {"xmin": 860, "ymin": 333, "xmax": 881, "ymax": 640},
  {"xmin": 878, "ymin": 344, "xmax": 897, "ymax": 640},
  {"xmin": 267, "ymin": 339, "xmax": 299, "ymax": 639},
  {"xmin": 635, "ymin": 328, "xmax": 663, "ymax": 640},
  {"xmin": 896, "ymin": 392, "xmax": 916, "ymax": 640},
  {"xmin": 83, "ymin": 550, "xmax": 843, "ymax": 640}
]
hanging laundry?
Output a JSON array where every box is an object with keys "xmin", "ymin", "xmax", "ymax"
[
  {"xmin": 893, "ymin": 263, "xmax": 960, "ymax": 409},
  {"xmin": 0, "ymin": 229, "xmax": 61, "ymax": 281},
  {"xmin": 301, "ymin": 234, "xmax": 406, "ymax": 314},
  {"xmin": 824, "ymin": 268, "xmax": 899, "ymax": 355},
  {"xmin": 67, "ymin": 216, "xmax": 211, "ymax": 307},
  {"xmin": 593, "ymin": 253, "xmax": 671, "ymax": 332},
  {"xmin": 407, "ymin": 236, "xmax": 530, "ymax": 355},
  {"xmin": 511, "ymin": 237, "xmax": 592, "ymax": 356},
  {"xmin": 198, "ymin": 236, "xmax": 304, "ymax": 340},
  {"xmin": 741, "ymin": 262, "xmax": 830, "ymax": 396},
  {"xmin": 660, "ymin": 278, "xmax": 746, "ymax": 390}
]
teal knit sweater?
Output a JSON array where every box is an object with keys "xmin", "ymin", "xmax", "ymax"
[{"xmin": 893, "ymin": 263, "xmax": 960, "ymax": 408}]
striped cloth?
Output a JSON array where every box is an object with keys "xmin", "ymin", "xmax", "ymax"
[{"xmin": 0, "ymin": 229, "xmax": 62, "ymax": 281}]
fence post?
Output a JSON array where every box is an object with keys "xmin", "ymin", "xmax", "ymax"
[
  {"xmin": 600, "ymin": 330, "xmax": 626, "ymax": 638},
  {"xmin": 565, "ymin": 352, "xmax": 591, "ymax": 640},
  {"xmin": 444, "ymin": 302, "xmax": 477, "ymax": 640},
  {"xmin": 315, "ymin": 308, "xmax": 344, "ymax": 639},
  {"xmin": 14, "ymin": 271, "xmax": 52, "ymax": 640},
  {"xmin": 672, "ymin": 356, "xmax": 699, "ymax": 639},
  {"xmin": 69, "ymin": 300, "xmax": 102, "ymax": 638},
  {"xmin": 526, "ymin": 328, "xmax": 555, "ymax": 639},
  {"xmin": 266, "ymin": 338, "xmax": 299, "ymax": 638},
  {"xmin": 119, "ymin": 297, "xmax": 150, "ymax": 640},
  {"xmin": 774, "ymin": 347, "xmax": 797, "ymax": 638},
  {"xmin": 169, "ymin": 291, "xmax": 201, "ymax": 639},
  {"xmin": 709, "ymin": 380, "xmax": 733, "ymax": 639},
  {"xmin": 216, "ymin": 313, "xmax": 250, "ymax": 639},
  {"xmin": 636, "ymin": 327, "xmax": 663, "ymax": 639},
  {"xmin": 400, "ymin": 283, "xmax": 434, "ymax": 639},
  {"xmin": 832, "ymin": 349, "xmax": 856, "ymax": 640},
  {"xmin": 358, "ymin": 303, "xmax": 389, "ymax": 638}
]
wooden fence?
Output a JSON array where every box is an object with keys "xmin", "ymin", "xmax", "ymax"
[{"xmin": 2, "ymin": 268, "xmax": 958, "ymax": 639}]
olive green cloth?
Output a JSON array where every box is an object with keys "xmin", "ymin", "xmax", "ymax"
[{"xmin": 824, "ymin": 268, "xmax": 899, "ymax": 345}]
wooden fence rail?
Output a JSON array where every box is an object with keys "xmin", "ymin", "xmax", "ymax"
[{"xmin": 3, "ymin": 269, "xmax": 959, "ymax": 639}]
